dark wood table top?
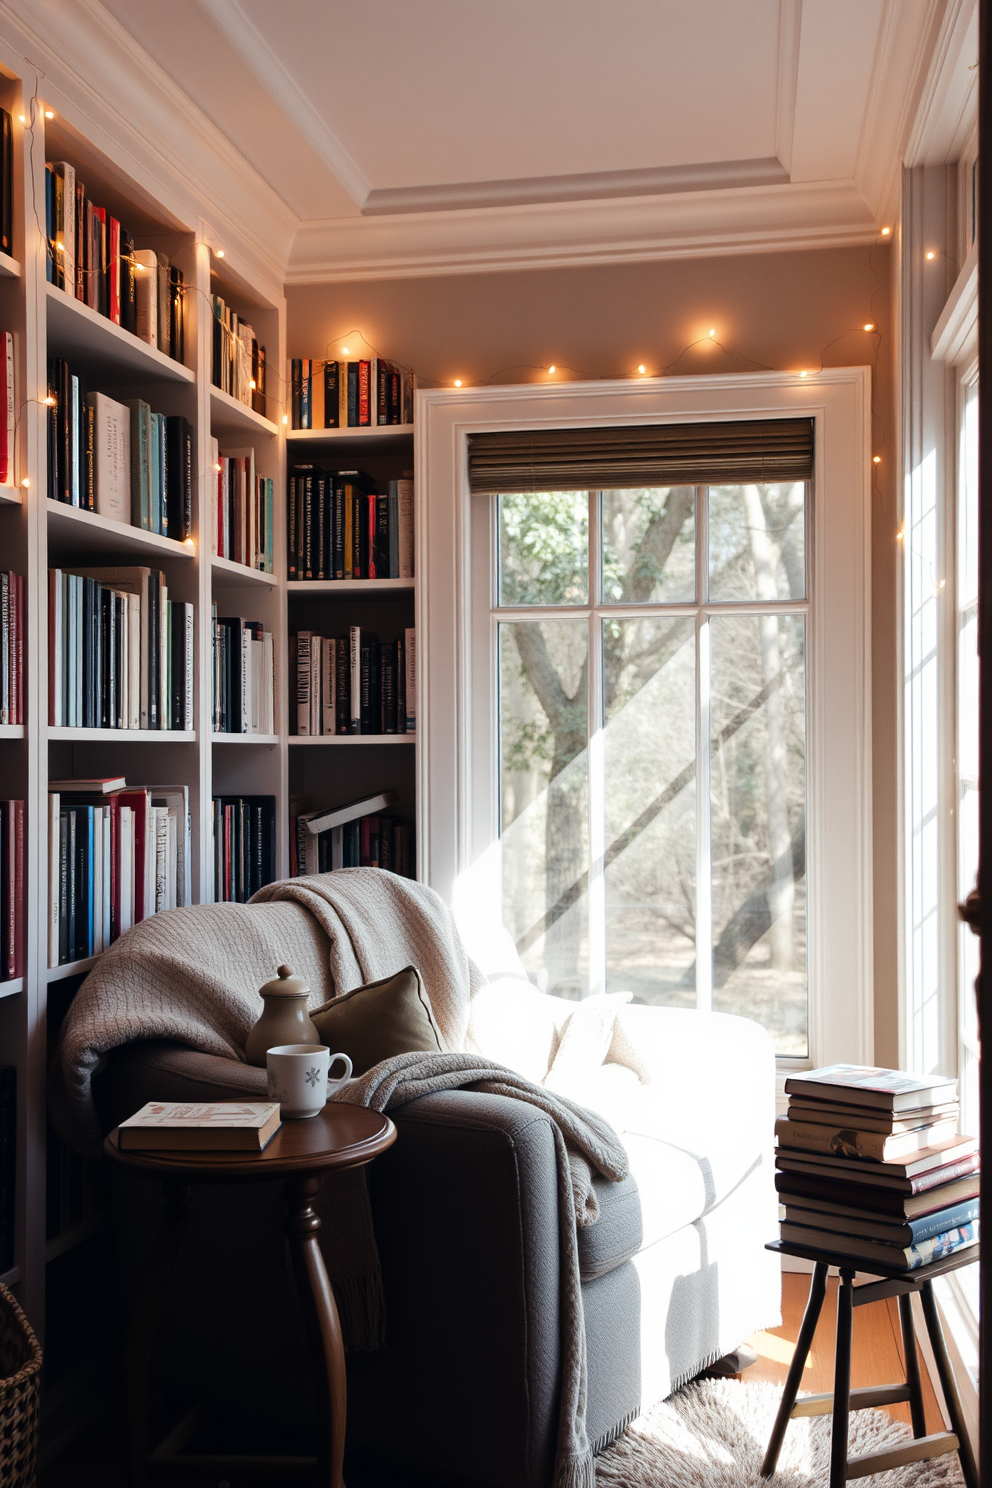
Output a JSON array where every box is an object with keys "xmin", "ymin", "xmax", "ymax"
[
  {"xmin": 766, "ymin": 1237, "xmax": 980, "ymax": 1281},
  {"xmin": 104, "ymin": 1103, "xmax": 396, "ymax": 1183}
]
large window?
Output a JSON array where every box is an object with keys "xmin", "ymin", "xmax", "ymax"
[{"xmin": 492, "ymin": 482, "xmax": 809, "ymax": 1056}]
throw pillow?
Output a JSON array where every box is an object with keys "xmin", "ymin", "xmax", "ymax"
[
  {"xmin": 310, "ymin": 965, "xmax": 445, "ymax": 1076},
  {"xmin": 543, "ymin": 992, "xmax": 633, "ymax": 1091}
]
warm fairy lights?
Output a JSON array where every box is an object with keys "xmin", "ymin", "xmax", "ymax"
[
  {"xmin": 453, "ymin": 378, "xmax": 462, "ymax": 387},
  {"xmin": 926, "ymin": 250, "xmax": 936, "ymax": 260},
  {"xmin": 864, "ymin": 322, "xmax": 875, "ymax": 332},
  {"xmin": 873, "ymin": 455, "xmax": 882, "ymax": 464},
  {"xmin": 215, "ymin": 249, "xmax": 225, "ymax": 259},
  {"xmin": 708, "ymin": 328, "xmax": 716, "ymax": 338},
  {"xmin": 44, "ymin": 110, "xmax": 53, "ymax": 119},
  {"xmin": 548, "ymin": 364, "xmax": 556, "ymax": 373},
  {"xmin": 20, "ymin": 477, "xmax": 29, "ymax": 489},
  {"xmin": 44, "ymin": 395, "xmax": 56, "ymax": 406},
  {"xmin": 637, "ymin": 364, "xmax": 646, "ymax": 374},
  {"xmin": 881, "ymin": 226, "xmax": 891, "ymax": 236}
]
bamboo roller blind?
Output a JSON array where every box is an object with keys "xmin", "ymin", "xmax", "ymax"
[{"xmin": 467, "ymin": 418, "xmax": 814, "ymax": 494}]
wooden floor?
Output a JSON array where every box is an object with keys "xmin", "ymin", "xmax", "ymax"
[
  {"xmin": 39, "ymin": 1271, "xmax": 945, "ymax": 1487},
  {"xmin": 746, "ymin": 1270, "xmax": 944, "ymax": 1434}
]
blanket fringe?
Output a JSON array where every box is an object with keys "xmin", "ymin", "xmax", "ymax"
[
  {"xmin": 331, "ymin": 1269, "xmax": 387, "ymax": 1353},
  {"xmin": 591, "ymin": 1408, "xmax": 638, "ymax": 1456},
  {"xmin": 554, "ymin": 1452, "xmax": 597, "ymax": 1488}
]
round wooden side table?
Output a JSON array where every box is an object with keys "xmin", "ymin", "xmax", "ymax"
[{"xmin": 104, "ymin": 1105, "xmax": 396, "ymax": 1488}]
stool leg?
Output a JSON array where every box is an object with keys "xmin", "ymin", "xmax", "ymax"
[
  {"xmin": 284, "ymin": 1174, "xmax": 347, "ymax": 1488},
  {"xmin": 828, "ymin": 1268, "xmax": 855, "ymax": 1488},
  {"xmin": 919, "ymin": 1280, "xmax": 979, "ymax": 1488},
  {"xmin": 761, "ymin": 1261, "xmax": 828, "ymax": 1478},
  {"xmin": 124, "ymin": 1181, "xmax": 191, "ymax": 1488},
  {"xmin": 897, "ymin": 1292, "xmax": 927, "ymax": 1440}
]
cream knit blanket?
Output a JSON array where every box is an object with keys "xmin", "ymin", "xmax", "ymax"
[{"xmin": 51, "ymin": 869, "xmax": 628, "ymax": 1488}]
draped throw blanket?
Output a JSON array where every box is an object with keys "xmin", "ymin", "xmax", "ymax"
[{"xmin": 50, "ymin": 869, "xmax": 628, "ymax": 1488}]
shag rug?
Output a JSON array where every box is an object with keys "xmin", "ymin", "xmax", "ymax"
[{"xmin": 595, "ymin": 1379, "xmax": 966, "ymax": 1487}]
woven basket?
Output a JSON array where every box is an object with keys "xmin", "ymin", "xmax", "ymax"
[{"xmin": 0, "ymin": 1283, "xmax": 42, "ymax": 1488}]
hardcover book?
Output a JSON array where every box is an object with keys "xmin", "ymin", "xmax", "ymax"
[
  {"xmin": 783, "ymin": 1064, "xmax": 958, "ymax": 1112},
  {"xmin": 118, "ymin": 1101, "xmax": 282, "ymax": 1151}
]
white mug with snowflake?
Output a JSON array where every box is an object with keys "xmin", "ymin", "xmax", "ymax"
[{"xmin": 266, "ymin": 1044, "xmax": 353, "ymax": 1118}]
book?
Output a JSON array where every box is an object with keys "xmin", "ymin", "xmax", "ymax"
[
  {"xmin": 783, "ymin": 1099, "xmax": 960, "ymax": 1135},
  {"xmin": 775, "ymin": 1173, "xmax": 980, "ymax": 1220},
  {"xmin": 778, "ymin": 1217, "xmax": 979, "ymax": 1271},
  {"xmin": 783, "ymin": 1064, "xmax": 958, "ymax": 1112},
  {"xmin": 303, "ymin": 790, "xmax": 399, "ymax": 836},
  {"xmin": 134, "ymin": 249, "xmax": 158, "ymax": 345},
  {"xmin": 773, "ymin": 1145, "xmax": 979, "ymax": 1191},
  {"xmin": 48, "ymin": 777, "xmax": 126, "ymax": 794},
  {"xmin": 212, "ymin": 796, "xmax": 276, "ymax": 901},
  {"xmin": 782, "ymin": 1196, "xmax": 980, "ymax": 1247},
  {"xmin": 0, "ymin": 332, "xmax": 13, "ymax": 487},
  {"xmin": 118, "ymin": 1101, "xmax": 282, "ymax": 1151},
  {"xmin": 774, "ymin": 1115, "xmax": 959, "ymax": 1163},
  {"xmin": 775, "ymin": 1134, "xmax": 977, "ymax": 1180}
]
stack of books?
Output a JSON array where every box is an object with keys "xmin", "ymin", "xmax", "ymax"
[
  {"xmin": 211, "ymin": 610, "xmax": 275, "ymax": 735},
  {"xmin": 47, "ymin": 778, "xmax": 191, "ymax": 966},
  {"xmin": 209, "ymin": 440, "xmax": 274, "ymax": 572},
  {"xmin": 291, "ymin": 626, "xmax": 415, "ymax": 736},
  {"xmin": 288, "ymin": 467, "xmax": 413, "ymax": 581},
  {"xmin": 47, "ymin": 359, "xmax": 193, "ymax": 539},
  {"xmin": 212, "ymin": 795, "xmax": 276, "ymax": 903},
  {"xmin": 45, "ymin": 162, "xmax": 184, "ymax": 360},
  {"xmin": 291, "ymin": 791, "xmax": 415, "ymax": 878},
  {"xmin": 290, "ymin": 357, "xmax": 415, "ymax": 428},
  {"xmin": 776, "ymin": 1064, "xmax": 980, "ymax": 1270},
  {"xmin": 49, "ymin": 566, "xmax": 194, "ymax": 731},
  {"xmin": 0, "ymin": 801, "xmax": 23, "ymax": 980},
  {"xmin": 0, "ymin": 569, "xmax": 23, "ymax": 724},
  {"xmin": 211, "ymin": 293, "xmax": 266, "ymax": 415}
]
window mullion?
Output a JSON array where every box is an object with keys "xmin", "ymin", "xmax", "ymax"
[
  {"xmin": 588, "ymin": 490, "xmax": 606, "ymax": 998},
  {"xmin": 696, "ymin": 485, "xmax": 713, "ymax": 1012}
]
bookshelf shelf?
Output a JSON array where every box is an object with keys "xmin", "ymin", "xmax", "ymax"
[
  {"xmin": 288, "ymin": 578, "xmax": 415, "ymax": 595},
  {"xmin": 289, "ymin": 735, "xmax": 416, "ymax": 746},
  {"xmin": 45, "ymin": 1214, "xmax": 111, "ymax": 1265},
  {"xmin": 47, "ymin": 957, "xmax": 98, "ymax": 984},
  {"xmin": 287, "ymin": 425, "xmax": 413, "ymax": 447},
  {"xmin": 46, "ymin": 500, "xmax": 197, "ymax": 560},
  {"xmin": 46, "ymin": 283, "xmax": 195, "ymax": 385},
  {"xmin": 0, "ymin": 250, "xmax": 20, "ymax": 279},
  {"xmin": 0, "ymin": 486, "xmax": 22, "ymax": 506},
  {"xmin": 211, "ymin": 555, "xmax": 279, "ymax": 589},
  {"xmin": 47, "ymin": 727, "xmax": 197, "ymax": 743},
  {"xmin": 0, "ymin": 725, "xmax": 23, "ymax": 739},
  {"xmin": 210, "ymin": 386, "xmax": 279, "ymax": 437},
  {"xmin": 0, "ymin": 977, "xmax": 23, "ymax": 999},
  {"xmin": 212, "ymin": 733, "xmax": 280, "ymax": 745}
]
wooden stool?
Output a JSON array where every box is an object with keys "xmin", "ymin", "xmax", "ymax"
[
  {"xmin": 105, "ymin": 1104, "xmax": 396, "ymax": 1488},
  {"xmin": 760, "ymin": 1240, "xmax": 979, "ymax": 1488}
]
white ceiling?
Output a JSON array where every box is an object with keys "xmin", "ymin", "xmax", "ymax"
[{"xmin": 31, "ymin": 0, "xmax": 981, "ymax": 279}]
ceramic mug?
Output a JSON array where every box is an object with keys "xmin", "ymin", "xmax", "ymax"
[{"xmin": 266, "ymin": 1044, "xmax": 353, "ymax": 1118}]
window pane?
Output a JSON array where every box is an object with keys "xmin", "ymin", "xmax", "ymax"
[
  {"xmin": 498, "ymin": 491, "xmax": 589, "ymax": 606},
  {"xmin": 603, "ymin": 617, "xmax": 696, "ymax": 1005},
  {"xmin": 710, "ymin": 613, "xmax": 807, "ymax": 1055},
  {"xmin": 708, "ymin": 483, "xmax": 806, "ymax": 601},
  {"xmin": 601, "ymin": 487, "xmax": 695, "ymax": 603},
  {"xmin": 499, "ymin": 619, "xmax": 589, "ymax": 998}
]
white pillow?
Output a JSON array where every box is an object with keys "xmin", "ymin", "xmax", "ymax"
[
  {"xmin": 467, "ymin": 977, "xmax": 562, "ymax": 1085},
  {"xmin": 543, "ymin": 992, "xmax": 633, "ymax": 1089}
]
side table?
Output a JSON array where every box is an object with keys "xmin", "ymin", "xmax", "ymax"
[
  {"xmin": 105, "ymin": 1104, "xmax": 396, "ymax": 1488},
  {"xmin": 760, "ymin": 1239, "xmax": 979, "ymax": 1488}
]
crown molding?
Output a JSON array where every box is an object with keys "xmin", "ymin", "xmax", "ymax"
[
  {"xmin": 0, "ymin": 0, "xmax": 297, "ymax": 293},
  {"xmin": 903, "ymin": 0, "xmax": 977, "ymax": 166},
  {"xmin": 288, "ymin": 177, "xmax": 878, "ymax": 284}
]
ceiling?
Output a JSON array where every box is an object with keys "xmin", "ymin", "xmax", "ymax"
[{"xmin": 39, "ymin": 0, "xmax": 982, "ymax": 280}]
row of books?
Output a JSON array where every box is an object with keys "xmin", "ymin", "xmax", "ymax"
[
  {"xmin": 288, "ymin": 468, "xmax": 414, "ymax": 581},
  {"xmin": 290, "ymin": 790, "xmax": 415, "ymax": 877},
  {"xmin": 1, "ymin": 331, "xmax": 13, "ymax": 487},
  {"xmin": 212, "ymin": 610, "xmax": 276, "ymax": 736},
  {"xmin": 0, "ymin": 801, "xmax": 23, "ymax": 981},
  {"xmin": 210, "ymin": 439, "xmax": 274, "ymax": 572},
  {"xmin": 212, "ymin": 293, "xmax": 266, "ymax": 416},
  {"xmin": 213, "ymin": 794, "xmax": 276, "ymax": 903},
  {"xmin": 48, "ymin": 359, "xmax": 193, "ymax": 539},
  {"xmin": 0, "ymin": 570, "xmax": 23, "ymax": 724},
  {"xmin": 45, "ymin": 161, "xmax": 184, "ymax": 361},
  {"xmin": 776, "ymin": 1063, "xmax": 979, "ymax": 1270},
  {"xmin": 49, "ymin": 567, "xmax": 194, "ymax": 732},
  {"xmin": 291, "ymin": 627, "xmax": 416, "ymax": 736},
  {"xmin": 47, "ymin": 779, "xmax": 191, "ymax": 966},
  {"xmin": 290, "ymin": 357, "xmax": 415, "ymax": 429},
  {"xmin": 0, "ymin": 111, "xmax": 12, "ymax": 259}
]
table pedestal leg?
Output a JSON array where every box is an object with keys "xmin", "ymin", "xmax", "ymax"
[
  {"xmin": 284, "ymin": 1174, "xmax": 347, "ymax": 1488},
  {"xmin": 125, "ymin": 1181, "xmax": 191, "ymax": 1488},
  {"xmin": 761, "ymin": 1261, "xmax": 828, "ymax": 1478}
]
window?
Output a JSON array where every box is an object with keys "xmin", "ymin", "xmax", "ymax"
[
  {"xmin": 419, "ymin": 372, "xmax": 872, "ymax": 1072},
  {"xmin": 491, "ymin": 480, "xmax": 809, "ymax": 1055}
]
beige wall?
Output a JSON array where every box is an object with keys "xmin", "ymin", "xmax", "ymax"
[{"xmin": 287, "ymin": 243, "xmax": 898, "ymax": 1063}]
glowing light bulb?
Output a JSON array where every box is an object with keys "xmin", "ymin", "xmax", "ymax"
[
  {"xmin": 55, "ymin": 241, "xmax": 65, "ymax": 253},
  {"xmin": 249, "ymin": 378, "xmax": 256, "ymax": 389},
  {"xmin": 799, "ymin": 370, "xmax": 808, "ymax": 378},
  {"xmin": 454, "ymin": 379, "xmax": 462, "ymax": 387},
  {"xmin": 341, "ymin": 347, "xmax": 349, "ymax": 355},
  {"xmin": 213, "ymin": 462, "xmax": 222, "ymax": 473},
  {"xmin": 708, "ymin": 328, "xmax": 716, "ymax": 338},
  {"xmin": 864, "ymin": 322, "xmax": 875, "ymax": 332},
  {"xmin": 873, "ymin": 455, "xmax": 881, "ymax": 464},
  {"xmin": 881, "ymin": 226, "xmax": 891, "ymax": 236},
  {"xmin": 637, "ymin": 364, "xmax": 646, "ymax": 374},
  {"xmin": 184, "ymin": 537, "xmax": 195, "ymax": 550},
  {"xmin": 896, "ymin": 530, "xmax": 904, "ymax": 541},
  {"xmin": 44, "ymin": 110, "xmax": 53, "ymax": 119},
  {"xmin": 20, "ymin": 477, "xmax": 29, "ymax": 489},
  {"xmin": 926, "ymin": 250, "xmax": 936, "ymax": 260},
  {"xmin": 44, "ymin": 395, "xmax": 56, "ymax": 406},
  {"xmin": 215, "ymin": 249, "xmax": 225, "ymax": 259},
  {"xmin": 282, "ymin": 414, "xmax": 289, "ymax": 425},
  {"xmin": 548, "ymin": 365, "xmax": 556, "ymax": 374},
  {"xmin": 938, "ymin": 578, "xmax": 946, "ymax": 589},
  {"xmin": 17, "ymin": 115, "xmax": 25, "ymax": 125}
]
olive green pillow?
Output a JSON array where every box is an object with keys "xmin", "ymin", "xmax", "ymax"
[{"xmin": 310, "ymin": 965, "xmax": 445, "ymax": 1076}]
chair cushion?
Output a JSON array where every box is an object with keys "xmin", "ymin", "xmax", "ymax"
[{"xmin": 311, "ymin": 966, "xmax": 445, "ymax": 1076}]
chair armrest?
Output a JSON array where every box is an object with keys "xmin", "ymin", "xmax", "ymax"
[{"xmin": 93, "ymin": 1040, "xmax": 267, "ymax": 1133}]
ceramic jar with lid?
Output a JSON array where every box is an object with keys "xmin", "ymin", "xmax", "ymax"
[{"xmin": 245, "ymin": 964, "xmax": 322, "ymax": 1067}]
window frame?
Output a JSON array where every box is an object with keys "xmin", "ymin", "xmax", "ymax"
[{"xmin": 416, "ymin": 369, "xmax": 873, "ymax": 1069}]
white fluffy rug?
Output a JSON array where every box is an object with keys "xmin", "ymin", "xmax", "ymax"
[{"xmin": 595, "ymin": 1379, "xmax": 966, "ymax": 1487}]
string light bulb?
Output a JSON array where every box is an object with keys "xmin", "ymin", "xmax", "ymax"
[
  {"xmin": 925, "ymin": 250, "xmax": 936, "ymax": 260},
  {"xmin": 873, "ymin": 455, "xmax": 881, "ymax": 464},
  {"xmin": 863, "ymin": 322, "xmax": 875, "ymax": 332},
  {"xmin": 341, "ymin": 346, "xmax": 349, "ymax": 355},
  {"xmin": 881, "ymin": 226, "xmax": 891, "ymax": 236},
  {"xmin": 44, "ymin": 395, "xmax": 56, "ymax": 406},
  {"xmin": 44, "ymin": 110, "xmax": 53, "ymax": 119},
  {"xmin": 637, "ymin": 364, "xmax": 646, "ymax": 375},
  {"xmin": 799, "ymin": 370, "xmax": 808, "ymax": 378},
  {"xmin": 184, "ymin": 537, "xmax": 195, "ymax": 550},
  {"xmin": 215, "ymin": 249, "xmax": 225, "ymax": 259},
  {"xmin": 213, "ymin": 462, "xmax": 222, "ymax": 473},
  {"xmin": 708, "ymin": 328, "xmax": 716, "ymax": 338},
  {"xmin": 17, "ymin": 115, "xmax": 25, "ymax": 125},
  {"xmin": 249, "ymin": 378, "xmax": 256, "ymax": 389},
  {"xmin": 20, "ymin": 477, "xmax": 29, "ymax": 489},
  {"xmin": 896, "ymin": 529, "xmax": 904, "ymax": 541},
  {"xmin": 282, "ymin": 414, "xmax": 289, "ymax": 425},
  {"xmin": 453, "ymin": 379, "xmax": 462, "ymax": 387},
  {"xmin": 548, "ymin": 365, "xmax": 556, "ymax": 374}
]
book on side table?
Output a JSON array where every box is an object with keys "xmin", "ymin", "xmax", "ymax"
[
  {"xmin": 118, "ymin": 1101, "xmax": 282, "ymax": 1151},
  {"xmin": 776, "ymin": 1064, "xmax": 980, "ymax": 1271}
]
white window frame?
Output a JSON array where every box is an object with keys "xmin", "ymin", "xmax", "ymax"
[{"xmin": 415, "ymin": 369, "xmax": 873, "ymax": 1069}]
